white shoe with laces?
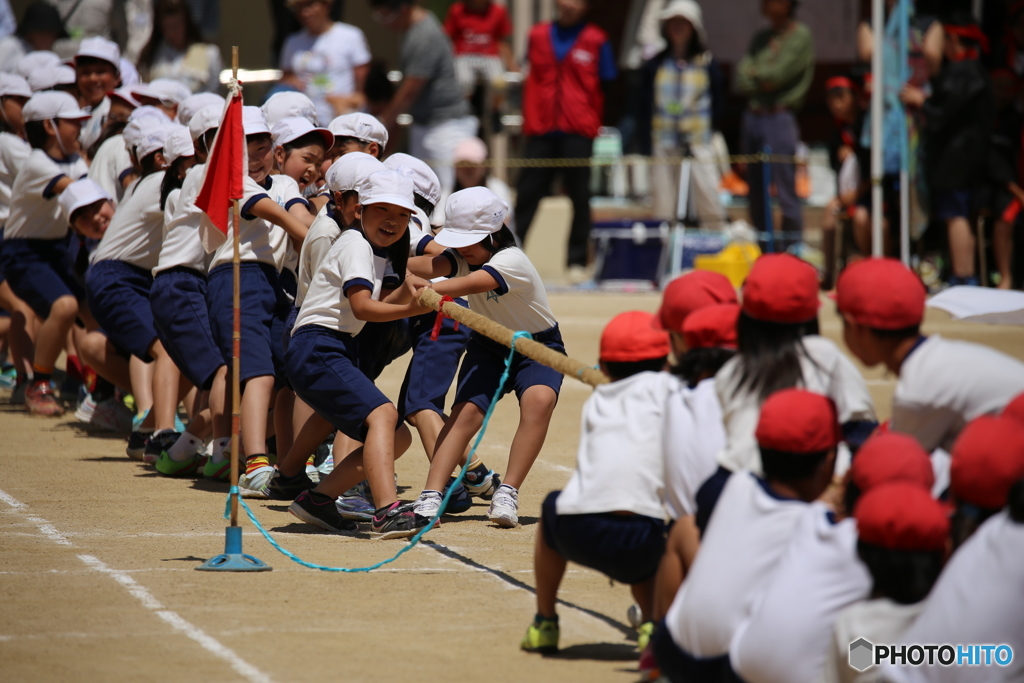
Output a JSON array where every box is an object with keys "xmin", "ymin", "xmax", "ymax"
[
  {"xmin": 413, "ymin": 490, "xmax": 443, "ymax": 520},
  {"xmin": 239, "ymin": 466, "xmax": 275, "ymax": 498},
  {"xmin": 487, "ymin": 484, "xmax": 519, "ymax": 528}
]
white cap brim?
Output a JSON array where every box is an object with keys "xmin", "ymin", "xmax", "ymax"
[
  {"xmin": 434, "ymin": 228, "xmax": 490, "ymax": 249},
  {"xmin": 361, "ymin": 194, "xmax": 417, "ymax": 213}
]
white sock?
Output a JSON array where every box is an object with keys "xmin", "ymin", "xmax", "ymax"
[
  {"xmin": 211, "ymin": 437, "xmax": 232, "ymax": 463},
  {"xmin": 168, "ymin": 432, "xmax": 204, "ymax": 462}
]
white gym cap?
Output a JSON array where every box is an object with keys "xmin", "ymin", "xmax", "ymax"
[
  {"xmin": 177, "ymin": 92, "xmax": 224, "ymax": 126},
  {"xmin": 271, "ymin": 116, "xmax": 333, "ymax": 149},
  {"xmin": 22, "ymin": 91, "xmax": 91, "ymax": 122},
  {"xmin": 59, "ymin": 178, "xmax": 110, "ymax": 224},
  {"xmin": 262, "ymin": 90, "xmax": 318, "ymax": 127},
  {"xmin": 383, "ymin": 153, "xmax": 440, "ymax": 206},
  {"xmin": 124, "ymin": 117, "xmax": 169, "ymax": 159},
  {"xmin": 329, "ymin": 112, "xmax": 388, "ymax": 149},
  {"xmin": 242, "ymin": 106, "xmax": 270, "ymax": 136},
  {"xmin": 16, "ymin": 51, "xmax": 60, "ymax": 81},
  {"xmin": 325, "ymin": 151, "xmax": 384, "ymax": 194},
  {"xmin": 0, "ymin": 73, "xmax": 32, "ymax": 99},
  {"xmin": 27, "ymin": 64, "xmax": 76, "ymax": 92},
  {"xmin": 75, "ymin": 37, "xmax": 121, "ymax": 70},
  {"xmin": 108, "ymin": 87, "xmax": 141, "ymax": 108},
  {"xmin": 128, "ymin": 104, "xmax": 172, "ymax": 124},
  {"xmin": 188, "ymin": 103, "xmax": 221, "ymax": 140},
  {"xmin": 163, "ymin": 124, "xmax": 195, "ymax": 164},
  {"xmin": 132, "ymin": 78, "xmax": 192, "ymax": 106},
  {"xmin": 358, "ymin": 169, "xmax": 417, "ymax": 212},
  {"xmin": 435, "ymin": 187, "xmax": 509, "ymax": 249}
]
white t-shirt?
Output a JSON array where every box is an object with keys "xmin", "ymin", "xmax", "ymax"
[
  {"xmin": 295, "ymin": 211, "xmax": 343, "ymax": 309},
  {"xmin": 448, "ymin": 247, "xmax": 557, "ymax": 334},
  {"xmin": 729, "ymin": 506, "xmax": 873, "ymax": 683},
  {"xmin": 665, "ymin": 471, "xmax": 808, "ymax": 658},
  {"xmin": 5, "ymin": 150, "xmax": 89, "ymax": 240},
  {"xmin": 883, "ymin": 511, "xmax": 1024, "ymax": 683},
  {"xmin": 87, "ymin": 134, "xmax": 133, "ymax": 206},
  {"xmin": 279, "ymin": 23, "xmax": 371, "ymax": 124},
  {"xmin": 208, "ymin": 174, "xmax": 306, "ymax": 272},
  {"xmin": 409, "ymin": 208, "xmax": 435, "ymax": 257},
  {"xmin": 825, "ymin": 600, "xmax": 925, "ymax": 683},
  {"xmin": 893, "ymin": 335, "xmax": 1024, "ymax": 453},
  {"xmin": 663, "ymin": 377, "xmax": 728, "ymax": 520},
  {"xmin": 90, "ymin": 171, "xmax": 165, "ymax": 270},
  {"xmin": 155, "ymin": 164, "xmax": 208, "ymax": 275},
  {"xmin": 0, "ymin": 131, "xmax": 30, "ymax": 225},
  {"xmin": 293, "ymin": 227, "xmax": 399, "ymax": 336},
  {"xmin": 557, "ymin": 371, "xmax": 680, "ymax": 520},
  {"xmin": 715, "ymin": 335, "xmax": 876, "ymax": 475},
  {"xmin": 80, "ymin": 96, "xmax": 111, "ymax": 152}
]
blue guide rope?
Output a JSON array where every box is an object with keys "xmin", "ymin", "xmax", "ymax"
[{"xmin": 224, "ymin": 331, "xmax": 535, "ymax": 573}]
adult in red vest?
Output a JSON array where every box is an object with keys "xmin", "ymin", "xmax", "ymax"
[{"xmin": 515, "ymin": 0, "xmax": 617, "ymax": 281}]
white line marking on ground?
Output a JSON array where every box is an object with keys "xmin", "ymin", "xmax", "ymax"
[{"xmin": 0, "ymin": 488, "xmax": 275, "ymax": 683}]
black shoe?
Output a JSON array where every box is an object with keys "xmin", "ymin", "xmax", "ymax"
[
  {"xmin": 144, "ymin": 431, "xmax": 182, "ymax": 465},
  {"xmin": 126, "ymin": 431, "xmax": 151, "ymax": 461},
  {"xmin": 371, "ymin": 501, "xmax": 430, "ymax": 540},
  {"xmin": 288, "ymin": 491, "xmax": 358, "ymax": 532},
  {"xmin": 267, "ymin": 470, "xmax": 315, "ymax": 501}
]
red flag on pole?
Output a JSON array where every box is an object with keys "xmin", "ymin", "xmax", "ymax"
[{"xmin": 196, "ymin": 91, "xmax": 244, "ymax": 246}]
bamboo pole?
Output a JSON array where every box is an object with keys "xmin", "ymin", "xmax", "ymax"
[
  {"xmin": 417, "ymin": 289, "xmax": 609, "ymax": 387},
  {"xmin": 229, "ymin": 46, "xmax": 241, "ymax": 528}
]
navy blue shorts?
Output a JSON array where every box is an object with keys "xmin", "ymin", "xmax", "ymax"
[
  {"xmin": 151, "ymin": 267, "xmax": 224, "ymax": 390},
  {"xmin": 286, "ymin": 324, "xmax": 391, "ymax": 442},
  {"xmin": 652, "ymin": 622, "xmax": 738, "ymax": 683},
  {"xmin": 86, "ymin": 260, "xmax": 157, "ymax": 361},
  {"xmin": 207, "ymin": 261, "xmax": 288, "ymax": 384},
  {"xmin": 0, "ymin": 237, "xmax": 84, "ymax": 319},
  {"xmin": 397, "ymin": 301, "xmax": 471, "ymax": 422},
  {"xmin": 541, "ymin": 491, "xmax": 666, "ymax": 585},
  {"xmin": 933, "ymin": 189, "xmax": 976, "ymax": 221},
  {"xmin": 351, "ymin": 319, "xmax": 412, "ymax": 381},
  {"xmin": 454, "ymin": 325, "xmax": 565, "ymax": 413},
  {"xmin": 281, "ymin": 305, "xmax": 299, "ymax": 354}
]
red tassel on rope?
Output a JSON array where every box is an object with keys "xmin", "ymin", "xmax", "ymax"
[{"xmin": 431, "ymin": 295, "xmax": 460, "ymax": 341}]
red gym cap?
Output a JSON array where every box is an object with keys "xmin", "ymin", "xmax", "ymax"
[
  {"xmin": 755, "ymin": 389, "xmax": 840, "ymax": 454},
  {"xmin": 849, "ymin": 432, "xmax": 935, "ymax": 493},
  {"xmin": 855, "ymin": 483, "xmax": 949, "ymax": 552},
  {"xmin": 682, "ymin": 303, "xmax": 739, "ymax": 350},
  {"xmin": 742, "ymin": 254, "xmax": 820, "ymax": 324},
  {"xmin": 950, "ymin": 416, "xmax": 1024, "ymax": 510},
  {"xmin": 1003, "ymin": 392, "xmax": 1024, "ymax": 427},
  {"xmin": 835, "ymin": 258, "xmax": 926, "ymax": 330},
  {"xmin": 600, "ymin": 311, "xmax": 671, "ymax": 363},
  {"xmin": 656, "ymin": 271, "xmax": 737, "ymax": 333}
]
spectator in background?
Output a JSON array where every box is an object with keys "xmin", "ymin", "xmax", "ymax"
[
  {"xmin": 138, "ymin": 0, "xmax": 222, "ymax": 94},
  {"xmin": 50, "ymin": 0, "xmax": 127, "ymax": 60},
  {"xmin": 987, "ymin": 68, "xmax": 1021, "ymax": 289},
  {"xmin": 822, "ymin": 76, "xmax": 870, "ymax": 255},
  {"xmin": 280, "ymin": 0, "xmax": 370, "ymax": 125},
  {"xmin": 516, "ymin": 0, "xmax": 616, "ymax": 282},
  {"xmin": 443, "ymin": 0, "xmax": 518, "ymax": 97},
  {"xmin": 372, "ymin": 0, "xmax": 477, "ymax": 194},
  {"xmin": 0, "ymin": 1, "xmax": 68, "ymax": 72},
  {"xmin": 439, "ymin": 136, "xmax": 515, "ymax": 231},
  {"xmin": 734, "ymin": 0, "xmax": 814, "ymax": 237},
  {"xmin": 637, "ymin": 0, "xmax": 725, "ymax": 228}
]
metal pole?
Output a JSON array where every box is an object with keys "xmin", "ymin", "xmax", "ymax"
[
  {"xmin": 229, "ymin": 45, "xmax": 241, "ymax": 528},
  {"xmin": 870, "ymin": 0, "xmax": 885, "ymax": 257},
  {"xmin": 898, "ymin": 0, "xmax": 911, "ymax": 265}
]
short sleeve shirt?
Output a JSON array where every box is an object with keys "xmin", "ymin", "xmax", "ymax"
[
  {"xmin": 280, "ymin": 22, "xmax": 372, "ymax": 125},
  {"xmin": 155, "ymin": 164, "xmax": 208, "ymax": 275},
  {"xmin": 90, "ymin": 171, "xmax": 165, "ymax": 270},
  {"xmin": 295, "ymin": 211, "xmax": 343, "ymax": 308},
  {"xmin": 5, "ymin": 149, "xmax": 89, "ymax": 240},
  {"xmin": 209, "ymin": 174, "xmax": 307, "ymax": 272},
  {"xmin": 87, "ymin": 134, "xmax": 133, "ymax": 206},
  {"xmin": 448, "ymin": 246, "xmax": 557, "ymax": 333},
  {"xmin": 0, "ymin": 131, "xmax": 30, "ymax": 225},
  {"xmin": 443, "ymin": 1, "xmax": 512, "ymax": 57},
  {"xmin": 401, "ymin": 11, "xmax": 470, "ymax": 125}
]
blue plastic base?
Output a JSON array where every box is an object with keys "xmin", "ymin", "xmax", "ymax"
[{"xmin": 195, "ymin": 526, "xmax": 272, "ymax": 572}]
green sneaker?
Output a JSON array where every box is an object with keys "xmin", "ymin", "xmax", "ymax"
[
  {"xmin": 154, "ymin": 451, "xmax": 201, "ymax": 477},
  {"xmin": 636, "ymin": 621, "xmax": 655, "ymax": 653},
  {"xmin": 203, "ymin": 457, "xmax": 231, "ymax": 481},
  {"xmin": 521, "ymin": 616, "xmax": 559, "ymax": 653}
]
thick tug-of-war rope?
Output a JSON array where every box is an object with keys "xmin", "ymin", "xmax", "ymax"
[{"xmin": 223, "ymin": 331, "xmax": 532, "ymax": 572}]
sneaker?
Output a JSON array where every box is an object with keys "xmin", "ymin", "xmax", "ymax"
[
  {"xmin": 488, "ymin": 484, "xmax": 519, "ymax": 528},
  {"xmin": 521, "ymin": 617, "xmax": 559, "ymax": 653},
  {"xmin": 464, "ymin": 467, "xmax": 501, "ymax": 499},
  {"xmin": 154, "ymin": 451, "xmax": 202, "ymax": 477},
  {"xmin": 314, "ymin": 439, "xmax": 333, "ymax": 475},
  {"xmin": 10, "ymin": 380, "xmax": 27, "ymax": 405},
  {"xmin": 288, "ymin": 490, "xmax": 358, "ymax": 533},
  {"xmin": 144, "ymin": 431, "xmax": 181, "ymax": 465},
  {"xmin": 76, "ymin": 395, "xmax": 132, "ymax": 432},
  {"xmin": 636, "ymin": 621, "xmax": 655, "ymax": 653},
  {"xmin": 413, "ymin": 490, "xmax": 443, "ymax": 519},
  {"xmin": 0, "ymin": 366, "xmax": 16, "ymax": 389},
  {"xmin": 58, "ymin": 377, "xmax": 83, "ymax": 408},
  {"xmin": 304, "ymin": 455, "xmax": 320, "ymax": 484},
  {"xmin": 335, "ymin": 494, "xmax": 376, "ymax": 521},
  {"xmin": 266, "ymin": 471, "xmax": 315, "ymax": 501},
  {"xmin": 239, "ymin": 463, "xmax": 276, "ymax": 499},
  {"xmin": 343, "ymin": 479, "xmax": 371, "ymax": 500},
  {"xmin": 126, "ymin": 431, "xmax": 150, "ymax": 460},
  {"xmin": 442, "ymin": 478, "xmax": 473, "ymax": 514},
  {"xmin": 202, "ymin": 457, "xmax": 231, "ymax": 481},
  {"xmin": 371, "ymin": 501, "xmax": 429, "ymax": 540},
  {"xmin": 74, "ymin": 393, "xmax": 97, "ymax": 422},
  {"xmin": 26, "ymin": 381, "xmax": 64, "ymax": 417}
]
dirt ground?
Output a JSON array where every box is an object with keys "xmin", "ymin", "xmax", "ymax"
[{"xmin": 1, "ymin": 292, "xmax": 1022, "ymax": 683}]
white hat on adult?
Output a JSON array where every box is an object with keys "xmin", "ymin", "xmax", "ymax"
[{"xmin": 659, "ymin": 0, "xmax": 707, "ymax": 45}]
